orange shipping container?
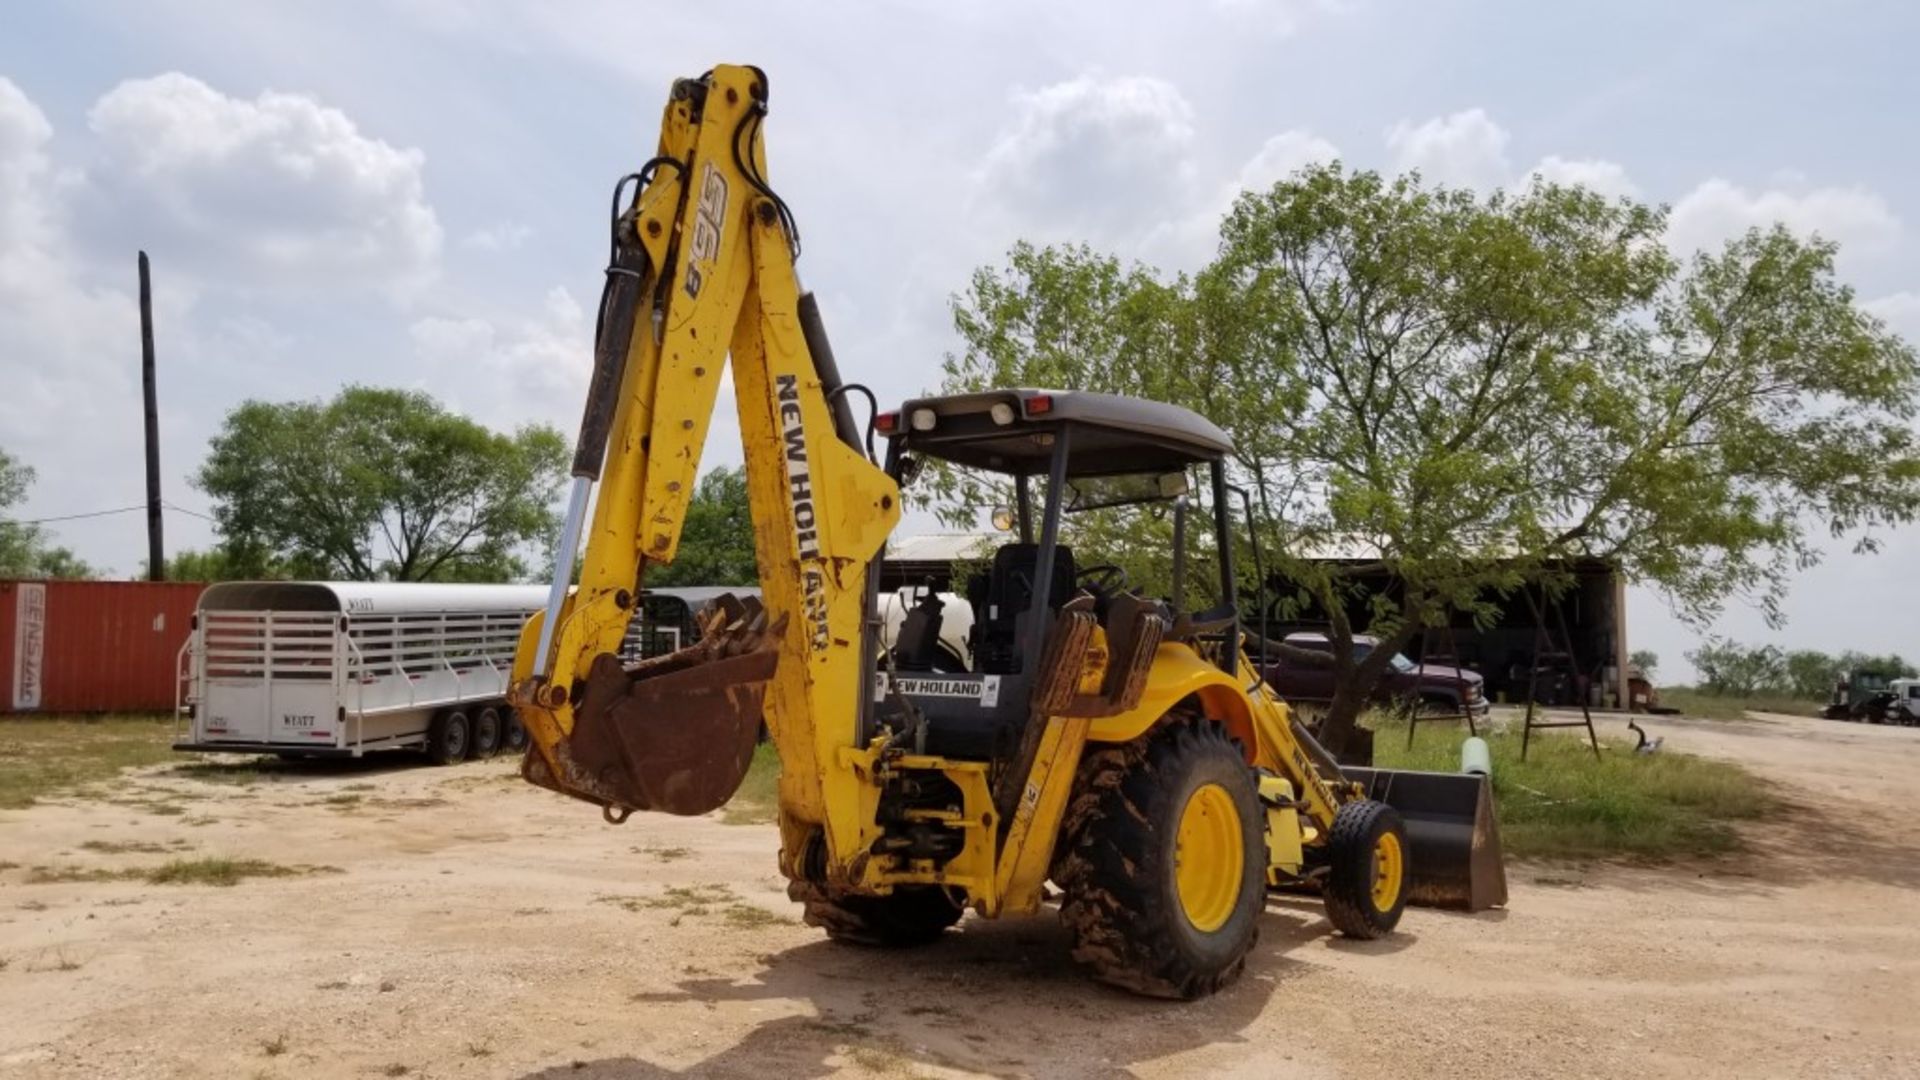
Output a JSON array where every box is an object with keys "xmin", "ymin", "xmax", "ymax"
[{"xmin": 1, "ymin": 580, "xmax": 205, "ymax": 714}]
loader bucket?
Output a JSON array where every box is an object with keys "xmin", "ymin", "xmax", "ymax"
[
  {"xmin": 555, "ymin": 594, "xmax": 784, "ymax": 817},
  {"xmin": 1342, "ymin": 767, "xmax": 1507, "ymax": 911}
]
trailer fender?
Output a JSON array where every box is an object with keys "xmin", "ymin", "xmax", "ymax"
[{"xmin": 1085, "ymin": 645, "xmax": 1258, "ymax": 762}]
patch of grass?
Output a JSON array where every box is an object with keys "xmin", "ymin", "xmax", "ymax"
[
  {"xmin": 51, "ymin": 950, "xmax": 82, "ymax": 972},
  {"xmin": 143, "ymin": 803, "xmax": 188, "ymax": 817},
  {"xmin": 142, "ymin": 857, "xmax": 340, "ymax": 887},
  {"xmin": 1655, "ymin": 687, "xmax": 1824, "ymax": 721},
  {"xmin": 260, "ymin": 1034, "xmax": 288, "ymax": 1057},
  {"xmin": 466, "ymin": 1040, "xmax": 494, "ymax": 1058},
  {"xmin": 0, "ymin": 860, "xmax": 20, "ymax": 871},
  {"xmin": 321, "ymin": 794, "xmax": 364, "ymax": 809},
  {"xmin": 721, "ymin": 903, "xmax": 796, "ymax": 930},
  {"xmin": 0, "ymin": 957, "xmax": 9, "ymax": 971},
  {"xmin": 365, "ymin": 796, "xmax": 447, "ymax": 810},
  {"xmin": 597, "ymin": 883, "xmax": 741, "ymax": 923},
  {"xmin": 26, "ymin": 865, "xmax": 143, "ymax": 884},
  {"xmin": 315, "ymin": 979, "xmax": 349, "ymax": 990},
  {"xmin": 342, "ymin": 783, "xmax": 377, "ymax": 792},
  {"xmin": 721, "ymin": 742, "xmax": 781, "ymax": 825},
  {"xmin": 78, "ymin": 840, "xmax": 175, "ymax": 855},
  {"xmin": 166, "ymin": 758, "xmax": 284, "ymax": 785},
  {"xmin": 1376, "ymin": 723, "xmax": 1778, "ymax": 860},
  {"xmin": 17, "ymin": 899, "xmax": 49, "ymax": 911},
  {"xmin": 0, "ymin": 715, "xmax": 178, "ymax": 809},
  {"xmin": 635, "ymin": 845, "xmax": 692, "ymax": 863},
  {"xmin": 383, "ymin": 1066, "xmax": 410, "ymax": 1078}
]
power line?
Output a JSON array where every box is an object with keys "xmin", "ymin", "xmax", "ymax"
[
  {"xmin": 162, "ymin": 501, "xmax": 217, "ymax": 523},
  {"xmin": 0, "ymin": 504, "xmax": 146, "ymax": 526},
  {"xmin": 1, "ymin": 502, "xmax": 218, "ymax": 527}
]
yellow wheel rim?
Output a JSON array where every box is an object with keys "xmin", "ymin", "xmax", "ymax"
[
  {"xmin": 1174, "ymin": 783, "xmax": 1244, "ymax": 933},
  {"xmin": 1370, "ymin": 830, "xmax": 1405, "ymax": 912}
]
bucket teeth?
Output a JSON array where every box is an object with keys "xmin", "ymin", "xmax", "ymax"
[{"xmin": 555, "ymin": 593, "xmax": 785, "ymax": 817}]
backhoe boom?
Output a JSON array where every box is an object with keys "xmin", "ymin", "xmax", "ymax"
[{"xmin": 507, "ymin": 66, "xmax": 899, "ymax": 866}]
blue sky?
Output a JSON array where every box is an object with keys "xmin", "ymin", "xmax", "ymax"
[{"xmin": 3, "ymin": 0, "xmax": 1917, "ymax": 679}]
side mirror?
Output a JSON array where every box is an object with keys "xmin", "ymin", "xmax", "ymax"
[
  {"xmin": 990, "ymin": 505, "xmax": 1016, "ymax": 532},
  {"xmin": 1157, "ymin": 471, "xmax": 1191, "ymax": 498}
]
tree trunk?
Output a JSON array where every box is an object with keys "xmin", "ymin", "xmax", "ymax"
[{"xmin": 1314, "ymin": 619, "xmax": 1422, "ymax": 759}]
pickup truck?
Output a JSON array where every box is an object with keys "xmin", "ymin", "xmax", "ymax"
[{"xmin": 1261, "ymin": 631, "xmax": 1490, "ymax": 718}]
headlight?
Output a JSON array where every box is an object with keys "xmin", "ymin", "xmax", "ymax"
[
  {"xmin": 989, "ymin": 402, "xmax": 1016, "ymax": 426},
  {"xmin": 910, "ymin": 408, "xmax": 938, "ymax": 432}
]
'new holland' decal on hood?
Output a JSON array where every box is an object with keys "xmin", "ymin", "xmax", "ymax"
[{"xmin": 875, "ymin": 674, "xmax": 1002, "ymax": 707}]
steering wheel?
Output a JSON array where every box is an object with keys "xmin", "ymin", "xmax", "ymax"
[{"xmin": 1075, "ymin": 564, "xmax": 1130, "ymax": 596}]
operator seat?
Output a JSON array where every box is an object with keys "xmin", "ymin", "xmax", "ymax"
[{"xmin": 970, "ymin": 542, "xmax": 1076, "ymax": 675}]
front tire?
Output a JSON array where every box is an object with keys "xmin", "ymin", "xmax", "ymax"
[
  {"xmin": 1054, "ymin": 718, "xmax": 1265, "ymax": 999},
  {"xmin": 1321, "ymin": 799, "xmax": 1410, "ymax": 939},
  {"xmin": 802, "ymin": 886, "xmax": 964, "ymax": 946},
  {"xmin": 426, "ymin": 709, "xmax": 470, "ymax": 765}
]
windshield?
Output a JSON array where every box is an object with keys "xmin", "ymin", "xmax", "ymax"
[{"xmin": 1065, "ymin": 470, "xmax": 1189, "ymax": 513}]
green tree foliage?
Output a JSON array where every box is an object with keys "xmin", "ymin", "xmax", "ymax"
[
  {"xmin": 648, "ymin": 466, "xmax": 758, "ymax": 587},
  {"xmin": 1689, "ymin": 639, "xmax": 1913, "ymax": 698},
  {"xmin": 151, "ymin": 546, "xmax": 283, "ymax": 583},
  {"xmin": 196, "ymin": 387, "xmax": 567, "ymax": 582},
  {"xmin": 0, "ymin": 448, "xmax": 94, "ymax": 579},
  {"xmin": 942, "ymin": 164, "xmax": 1920, "ymax": 752},
  {"xmin": 1629, "ymin": 649, "xmax": 1659, "ymax": 680}
]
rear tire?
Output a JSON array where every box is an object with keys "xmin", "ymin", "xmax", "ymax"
[
  {"xmin": 501, "ymin": 711, "xmax": 528, "ymax": 753},
  {"xmin": 802, "ymin": 886, "xmax": 964, "ymax": 946},
  {"xmin": 1321, "ymin": 799, "xmax": 1410, "ymax": 939},
  {"xmin": 470, "ymin": 706, "xmax": 502, "ymax": 759},
  {"xmin": 1054, "ymin": 718, "xmax": 1265, "ymax": 999},
  {"xmin": 426, "ymin": 709, "xmax": 470, "ymax": 766}
]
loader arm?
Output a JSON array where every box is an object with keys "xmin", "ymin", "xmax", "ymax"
[{"xmin": 508, "ymin": 66, "xmax": 899, "ymax": 865}]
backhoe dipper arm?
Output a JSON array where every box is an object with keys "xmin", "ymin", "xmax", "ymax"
[{"xmin": 509, "ymin": 66, "xmax": 901, "ymax": 853}]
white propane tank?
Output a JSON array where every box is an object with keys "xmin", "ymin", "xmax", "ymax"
[{"xmin": 1461, "ymin": 736, "xmax": 1492, "ymax": 778}]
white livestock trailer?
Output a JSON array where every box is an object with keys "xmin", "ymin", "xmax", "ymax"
[{"xmin": 174, "ymin": 582, "xmax": 547, "ymax": 763}]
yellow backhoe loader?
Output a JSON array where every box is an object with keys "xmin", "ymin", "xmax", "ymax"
[{"xmin": 509, "ymin": 63, "xmax": 1504, "ymax": 999}]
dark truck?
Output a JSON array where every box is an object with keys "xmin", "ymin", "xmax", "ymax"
[{"xmin": 1261, "ymin": 631, "xmax": 1490, "ymax": 718}]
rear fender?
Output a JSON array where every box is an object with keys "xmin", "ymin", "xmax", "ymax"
[{"xmin": 1085, "ymin": 644, "xmax": 1259, "ymax": 760}]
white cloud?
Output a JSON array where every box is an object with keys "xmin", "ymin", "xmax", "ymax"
[
  {"xmin": 463, "ymin": 221, "xmax": 532, "ymax": 252},
  {"xmin": 84, "ymin": 73, "xmax": 442, "ymax": 290},
  {"xmin": 1524, "ymin": 155, "xmax": 1640, "ymax": 200},
  {"xmin": 1144, "ymin": 128, "xmax": 1342, "ymax": 271},
  {"xmin": 1865, "ymin": 291, "xmax": 1920, "ymax": 344},
  {"xmin": 975, "ymin": 74, "xmax": 1197, "ymax": 243},
  {"xmin": 1235, "ymin": 130, "xmax": 1342, "ymax": 194},
  {"xmin": 410, "ymin": 286, "xmax": 589, "ymax": 431},
  {"xmin": 1385, "ymin": 107, "xmax": 1510, "ymax": 189},
  {"xmin": 1667, "ymin": 178, "xmax": 1901, "ymax": 257}
]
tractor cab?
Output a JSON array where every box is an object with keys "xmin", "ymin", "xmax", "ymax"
[{"xmin": 875, "ymin": 388, "xmax": 1242, "ymax": 760}]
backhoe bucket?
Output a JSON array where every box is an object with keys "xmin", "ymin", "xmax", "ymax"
[
  {"xmin": 544, "ymin": 594, "xmax": 784, "ymax": 817},
  {"xmin": 1343, "ymin": 767, "xmax": 1507, "ymax": 911}
]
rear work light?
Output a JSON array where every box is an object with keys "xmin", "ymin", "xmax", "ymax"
[
  {"xmin": 1025, "ymin": 394, "xmax": 1054, "ymax": 416},
  {"xmin": 874, "ymin": 411, "xmax": 900, "ymax": 435}
]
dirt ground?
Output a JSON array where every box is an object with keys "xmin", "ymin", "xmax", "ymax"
[{"xmin": 2, "ymin": 710, "xmax": 1917, "ymax": 1080}]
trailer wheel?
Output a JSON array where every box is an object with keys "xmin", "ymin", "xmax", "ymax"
[
  {"xmin": 1054, "ymin": 717, "xmax": 1265, "ymax": 999},
  {"xmin": 501, "ymin": 711, "xmax": 528, "ymax": 753},
  {"xmin": 470, "ymin": 706, "xmax": 503, "ymax": 759},
  {"xmin": 1322, "ymin": 799, "xmax": 1410, "ymax": 940},
  {"xmin": 426, "ymin": 709, "xmax": 470, "ymax": 765}
]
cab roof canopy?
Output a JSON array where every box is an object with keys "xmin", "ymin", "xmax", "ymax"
[{"xmin": 891, "ymin": 389, "xmax": 1233, "ymax": 477}]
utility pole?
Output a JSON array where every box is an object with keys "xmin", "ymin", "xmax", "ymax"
[{"xmin": 139, "ymin": 250, "xmax": 165, "ymax": 581}]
